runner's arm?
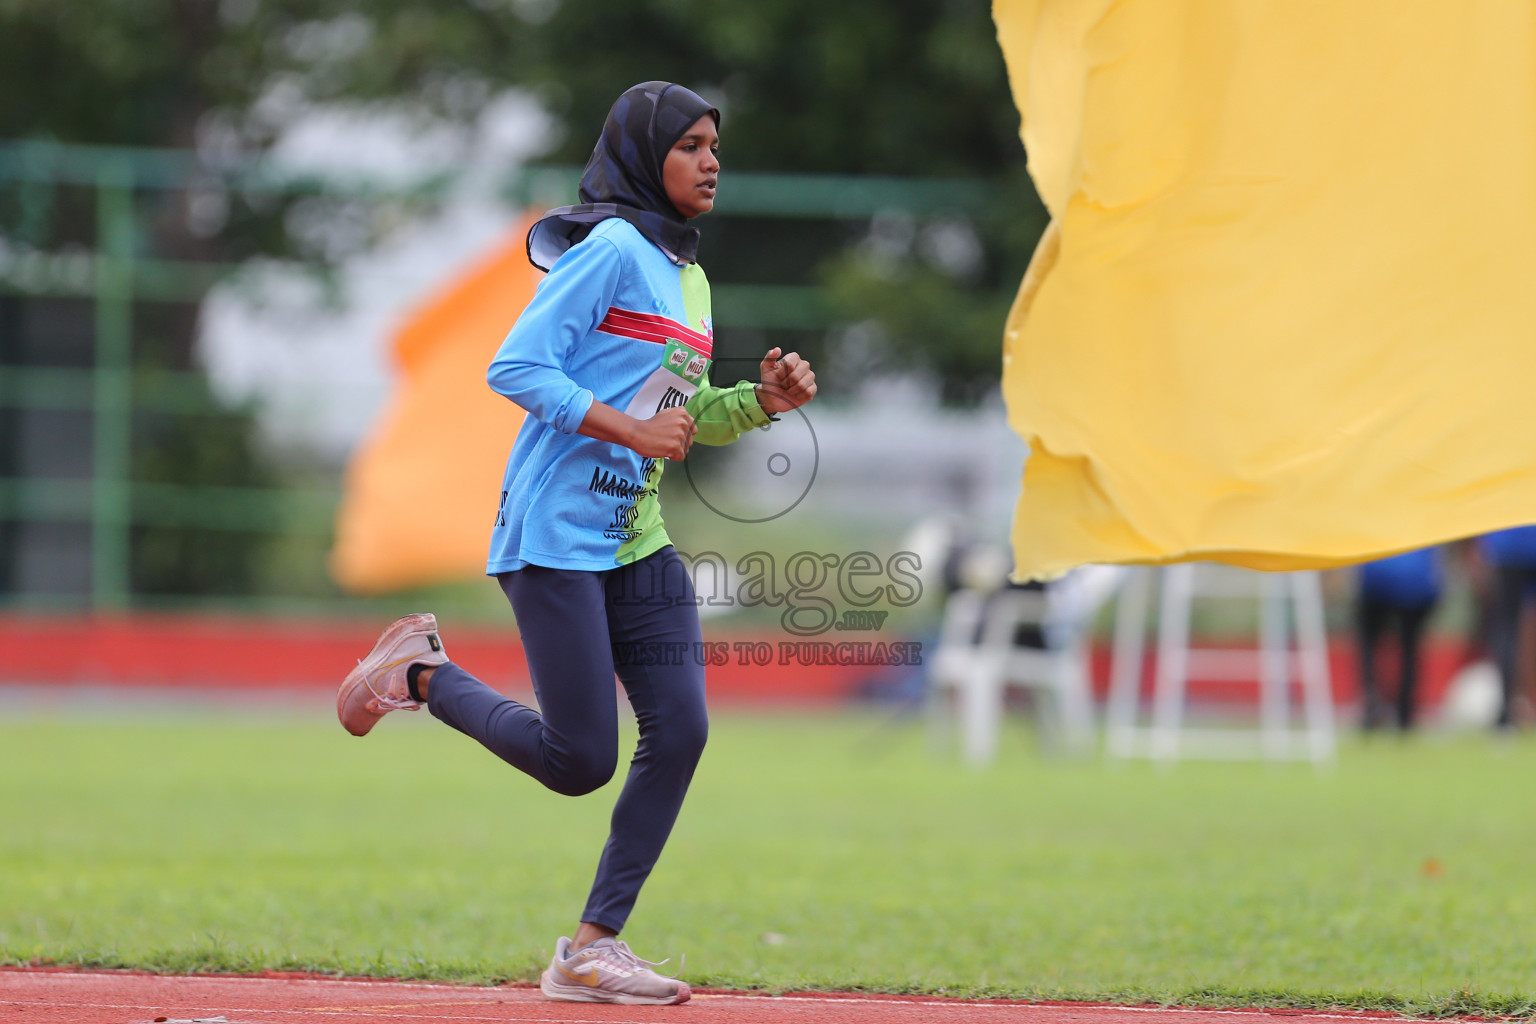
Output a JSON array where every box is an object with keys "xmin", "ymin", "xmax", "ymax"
[
  {"xmin": 685, "ymin": 379, "xmax": 772, "ymax": 446},
  {"xmin": 486, "ymin": 237, "xmax": 622, "ymax": 432}
]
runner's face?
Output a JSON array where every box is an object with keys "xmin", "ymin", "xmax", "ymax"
[{"xmin": 663, "ymin": 114, "xmax": 720, "ymax": 218}]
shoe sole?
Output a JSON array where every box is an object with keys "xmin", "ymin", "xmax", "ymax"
[
  {"xmin": 336, "ymin": 613, "xmax": 438, "ymax": 737},
  {"xmin": 539, "ymin": 968, "xmax": 690, "ymax": 1005}
]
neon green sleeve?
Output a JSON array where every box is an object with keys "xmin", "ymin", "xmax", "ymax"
[{"xmin": 686, "ymin": 379, "xmax": 773, "ymax": 445}]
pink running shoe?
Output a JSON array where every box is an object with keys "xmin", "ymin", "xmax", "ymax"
[
  {"xmin": 337, "ymin": 613, "xmax": 447, "ymax": 737},
  {"xmin": 539, "ymin": 936, "xmax": 690, "ymax": 1005}
]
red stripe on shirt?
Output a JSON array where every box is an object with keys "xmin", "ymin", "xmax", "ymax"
[{"xmin": 596, "ymin": 307, "xmax": 713, "ymax": 356}]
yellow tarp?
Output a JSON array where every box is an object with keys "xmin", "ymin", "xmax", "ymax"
[
  {"xmin": 330, "ymin": 217, "xmax": 536, "ymax": 593},
  {"xmin": 994, "ymin": 1, "xmax": 1536, "ymax": 579}
]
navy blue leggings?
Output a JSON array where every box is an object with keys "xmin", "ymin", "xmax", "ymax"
[{"xmin": 426, "ymin": 546, "xmax": 707, "ymax": 933}]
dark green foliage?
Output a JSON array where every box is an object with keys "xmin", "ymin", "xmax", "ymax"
[
  {"xmin": 128, "ymin": 347, "xmax": 274, "ymax": 595},
  {"xmin": 2, "ymin": 0, "xmax": 1044, "ymax": 405},
  {"xmin": 520, "ymin": 0, "xmax": 1022, "ymax": 175},
  {"xmin": 0, "ymin": 2, "xmax": 1050, "ymax": 602},
  {"xmin": 821, "ymin": 166, "xmax": 1049, "ymax": 403},
  {"xmin": 0, "ymin": 1, "xmax": 1022, "ymax": 172}
]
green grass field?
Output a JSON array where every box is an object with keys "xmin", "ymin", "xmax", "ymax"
[{"xmin": 4, "ymin": 701, "xmax": 1536, "ymax": 1015}]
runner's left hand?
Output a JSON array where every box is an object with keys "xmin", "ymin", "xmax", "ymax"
[{"xmin": 756, "ymin": 347, "xmax": 817, "ymax": 414}]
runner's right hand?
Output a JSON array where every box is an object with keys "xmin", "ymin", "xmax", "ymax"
[{"xmin": 629, "ymin": 407, "xmax": 698, "ymax": 461}]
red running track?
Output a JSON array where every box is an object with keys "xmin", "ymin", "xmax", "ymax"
[{"xmin": 0, "ymin": 971, "xmax": 1444, "ymax": 1024}]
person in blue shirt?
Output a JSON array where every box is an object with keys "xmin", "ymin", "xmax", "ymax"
[
  {"xmin": 1480, "ymin": 525, "xmax": 1536, "ymax": 728},
  {"xmin": 1354, "ymin": 547, "xmax": 1443, "ymax": 731},
  {"xmin": 335, "ymin": 82, "xmax": 816, "ymax": 1005}
]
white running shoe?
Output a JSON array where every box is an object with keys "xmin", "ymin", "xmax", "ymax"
[
  {"xmin": 539, "ymin": 936, "xmax": 690, "ymax": 1005},
  {"xmin": 336, "ymin": 613, "xmax": 447, "ymax": 737}
]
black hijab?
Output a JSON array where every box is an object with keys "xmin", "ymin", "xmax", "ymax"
[{"xmin": 526, "ymin": 81, "xmax": 719, "ymax": 272}]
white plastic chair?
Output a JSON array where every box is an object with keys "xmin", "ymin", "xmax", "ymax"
[{"xmin": 928, "ymin": 570, "xmax": 1113, "ymax": 764}]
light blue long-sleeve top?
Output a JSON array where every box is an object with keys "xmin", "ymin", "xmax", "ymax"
[{"xmin": 486, "ymin": 217, "xmax": 769, "ymax": 573}]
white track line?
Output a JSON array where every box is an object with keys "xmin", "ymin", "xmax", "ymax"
[
  {"xmin": 1, "ymin": 973, "xmax": 476, "ymax": 991},
  {"xmin": 0, "ymin": 1001, "xmax": 638, "ymax": 1024},
  {"xmin": 705, "ymin": 996, "xmax": 1445, "ymax": 1021},
  {"xmin": 0, "ymin": 973, "xmax": 1458, "ymax": 1022}
]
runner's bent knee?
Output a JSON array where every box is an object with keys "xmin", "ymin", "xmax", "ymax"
[{"xmin": 543, "ymin": 744, "xmax": 618, "ymax": 796}]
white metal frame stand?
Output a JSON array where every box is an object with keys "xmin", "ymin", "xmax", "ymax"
[{"xmin": 1105, "ymin": 564, "xmax": 1335, "ymax": 763}]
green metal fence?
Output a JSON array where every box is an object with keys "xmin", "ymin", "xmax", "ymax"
[{"xmin": 0, "ymin": 139, "xmax": 991, "ymax": 611}]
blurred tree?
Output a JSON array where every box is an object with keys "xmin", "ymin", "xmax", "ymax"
[
  {"xmin": 0, "ymin": 0, "xmax": 327, "ymax": 601},
  {"xmin": 508, "ymin": 1, "xmax": 1048, "ymax": 401},
  {"xmin": 0, "ymin": 2, "xmax": 1043, "ymax": 596},
  {"xmin": 0, "ymin": 0, "xmax": 1017, "ymax": 173},
  {"xmin": 129, "ymin": 401, "xmax": 277, "ymax": 597},
  {"xmin": 519, "ymin": 0, "xmax": 1023, "ymax": 175},
  {"xmin": 1, "ymin": 0, "xmax": 1042, "ymax": 398},
  {"xmin": 821, "ymin": 164, "xmax": 1048, "ymax": 404},
  {"xmin": 819, "ymin": 173, "xmax": 1044, "ymax": 404}
]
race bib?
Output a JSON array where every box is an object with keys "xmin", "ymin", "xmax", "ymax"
[{"xmin": 624, "ymin": 339, "xmax": 711, "ymax": 420}]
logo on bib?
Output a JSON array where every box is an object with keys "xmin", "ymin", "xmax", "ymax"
[{"xmin": 661, "ymin": 339, "xmax": 709, "ymax": 385}]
